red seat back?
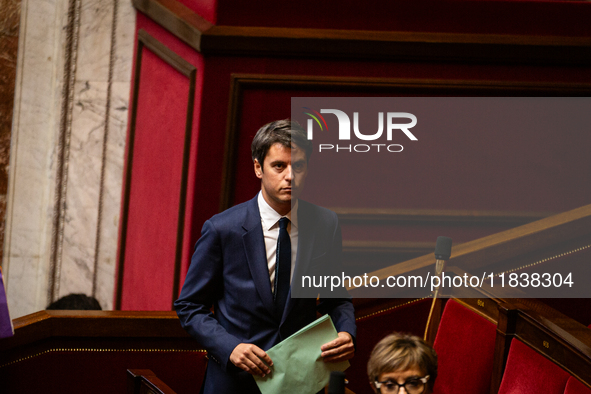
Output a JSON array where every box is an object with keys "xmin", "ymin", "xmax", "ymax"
[
  {"xmin": 498, "ymin": 339, "xmax": 569, "ymax": 394},
  {"xmin": 432, "ymin": 299, "xmax": 497, "ymax": 394},
  {"xmin": 564, "ymin": 377, "xmax": 591, "ymax": 394}
]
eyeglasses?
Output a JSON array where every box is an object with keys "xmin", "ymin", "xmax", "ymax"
[{"xmin": 374, "ymin": 375, "xmax": 430, "ymax": 394}]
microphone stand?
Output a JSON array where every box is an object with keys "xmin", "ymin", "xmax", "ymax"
[
  {"xmin": 424, "ymin": 258, "xmax": 446, "ymax": 341},
  {"xmin": 424, "ymin": 236, "xmax": 452, "ymax": 342}
]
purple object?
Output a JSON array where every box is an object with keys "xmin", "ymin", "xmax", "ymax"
[{"xmin": 0, "ymin": 268, "xmax": 14, "ymax": 338}]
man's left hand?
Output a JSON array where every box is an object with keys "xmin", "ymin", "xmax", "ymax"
[{"xmin": 320, "ymin": 331, "xmax": 355, "ymax": 362}]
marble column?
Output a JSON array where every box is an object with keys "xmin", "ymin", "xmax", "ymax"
[
  {"xmin": 0, "ymin": 0, "xmax": 21, "ymax": 287},
  {"xmin": 3, "ymin": 0, "xmax": 136, "ymax": 318}
]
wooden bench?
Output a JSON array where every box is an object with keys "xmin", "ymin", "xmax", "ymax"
[{"xmin": 0, "ymin": 310, "xmax": 207, "ymax": 394}]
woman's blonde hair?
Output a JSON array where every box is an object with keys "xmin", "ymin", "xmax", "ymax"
[{"xmin": 367, "ymin": 333, "xmax": 437, "ymax": 391}]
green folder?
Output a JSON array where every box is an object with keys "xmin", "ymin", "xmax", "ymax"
[{"xmin": 254, "ymin": 314, "xmax": 350, "ymax": 394}]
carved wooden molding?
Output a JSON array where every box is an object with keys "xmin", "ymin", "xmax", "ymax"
[
  {"xmin": 0, "ymin": 310, "xmax": 204, "ymax": 371},
  {"xmin": 343, "ymin": 241, "xmax": 435, "ymax": 255},
  {"xmin": 334, "ymin": 208, "xmax": 553, "ymax": 227},
  {"xmin": 128, "ymin": 369, "xmax": 178, "ymax": 394},
  {"xmin": 133, "ymin": 0, "xmax": 591, "ymax": 65},
  {"xmin": 342, "ymin": 242, "xmax": 437, "ymax": 273},
  {"xmin": 352, "ymin": 204, "xmax": 591, "ymax": 286},
  {"xmin": 514, "ymin": 307, "xmax": 591, "ymax": 385},
  {"xmin": 116, "ymin": 29, "xmax": 196, "ymax": 310},
  {"xmin": 225, "ymin": 73, "xmax": 591, "ymax": 94}
]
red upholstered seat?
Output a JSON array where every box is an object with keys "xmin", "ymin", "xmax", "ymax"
[
  {"xmin": 498, "ymin": 339, "xmax": 569, "ymax": 394},
  {"xmin": 432, "ymin": 299, "xmax": 497, "ymax": 394},
  {"xmin": 565, "ymin": 377, "xmax": 591, "ymax": 394}
]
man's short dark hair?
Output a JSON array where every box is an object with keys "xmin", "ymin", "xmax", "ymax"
[
  {"xmin": 46, "ymin": 293, "xmax": 102, "ymax": 310},
  {"xmin": 251, "ymin": 119, "xmax": 312, "ymax": 167}
]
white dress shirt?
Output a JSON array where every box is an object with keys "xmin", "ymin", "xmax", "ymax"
[{"xmin": 257, "ymin": 191, "xmax": 299, "ymax": 292}]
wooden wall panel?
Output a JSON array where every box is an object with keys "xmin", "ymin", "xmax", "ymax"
[
  {"xmin": 219, "ymin": 74, "xmax": 591, "ymax": 273},
  {"xmin": 125, "ymin": 0, "xmax": 591, "ymax": 308},
  {"xmin": 0, "ymin": 311, "xmax": 207, "ymax": 394}
]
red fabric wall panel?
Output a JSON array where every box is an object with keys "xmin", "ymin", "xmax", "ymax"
[
  {"xmin": 119, "ymin": 13, "xmax": 206, "ymax": 310},
  {"xmin": 230, "ymin": 89, "xmax": 293, "ymax": 206},
  {"xmin": 134, "ymin": 15, "xmax": 206, "ymax": 303},
  {"xmin": 121, "ymin": 48, "xmax": 190, "ymax": 310}
]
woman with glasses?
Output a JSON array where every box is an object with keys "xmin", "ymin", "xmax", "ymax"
[{"xmin": 367, "ymin": 333, "xmax": 437, "ymax": 394}]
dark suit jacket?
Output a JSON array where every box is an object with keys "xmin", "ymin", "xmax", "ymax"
[{"xmin": 175, "ymin": 196, "xmax": 356, "ymax": 394}]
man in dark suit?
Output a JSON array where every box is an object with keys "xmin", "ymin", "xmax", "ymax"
[{"xmin": 175, "ymin": 119, "xmax": 356, "ymax": 393}]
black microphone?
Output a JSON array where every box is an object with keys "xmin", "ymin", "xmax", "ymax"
[{"xmin": 327, "ymin": 371, "xmax": 346, "ymax": 394}]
